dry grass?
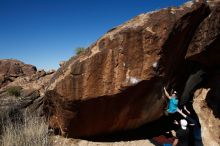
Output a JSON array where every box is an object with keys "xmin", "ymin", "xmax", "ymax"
[{"xmin": 0, "ymin": 109, "xmax": 50, "ymax": 146}]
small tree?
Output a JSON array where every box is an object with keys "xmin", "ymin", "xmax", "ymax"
[
  {"xmin": 7, "ymin": 86, "xmax": 22, "ymax": 97},
  {"xmin": 75, "ymin": 47, "xmax": 85, "ymax": 55}
]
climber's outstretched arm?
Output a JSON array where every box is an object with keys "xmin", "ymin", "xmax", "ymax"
[{"xmin": 163, "ymin": 87, "xmax": 171, "ymax": 99}]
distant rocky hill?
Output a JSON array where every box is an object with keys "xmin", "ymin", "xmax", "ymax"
[
  {"xmin": 0, "ymin": 59, "xmax": 37, "ymax": 88},
  {"xmin": 0, "ymin": 59, "xmax": 55, "ymax": 123}
]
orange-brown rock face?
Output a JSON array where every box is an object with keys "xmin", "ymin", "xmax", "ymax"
[
  {"xmin": 44, "ymin": 1, "xmax": 212, "ymax": 138},
  {"xmin": 0, "ymin": 59, "xmax": 37, "ymax": 88},
  {"xmin": 186, "ymin": 5, "xmax": 220, "ymax": 144},
  {"xmin": 186, "ymin": 7, "xmax": 220, "ymax": 69},
  {"xmin": 193, "ymin": 88, "xmax": 220, "ymax": 146}
]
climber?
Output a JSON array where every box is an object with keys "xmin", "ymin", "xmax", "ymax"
[
  {"xmin": 163, "ymin": 87, "xmax": 180, "ymax": 114},
  {"xmin": 173, "ymin": 119, "xmax": 190, "ymax": 146},
  {"xmin": 163, "ymin": 87, "xmax": 191, "ymax": 123}
]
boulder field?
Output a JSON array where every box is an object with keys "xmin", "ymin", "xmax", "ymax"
[{"xmin": 1, "ymin": 0, "xmax": 219, "ymax": 145}]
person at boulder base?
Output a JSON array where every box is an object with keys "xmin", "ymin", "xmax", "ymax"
[
  {"xmin": 173, "ymin": 119, "xmax": 190, "ymax": 146},
  {"xmin": 180, "ymin": 106, "xmax": 203, "ymax": 146}
]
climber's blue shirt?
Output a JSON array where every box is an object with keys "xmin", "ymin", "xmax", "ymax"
[{"xmin": 167, "ymin": 97, "xmax": 178, "ymax": 113}]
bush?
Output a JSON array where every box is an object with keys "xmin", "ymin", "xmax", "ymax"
[
  {"xmin": 7, "ymin": 86, "xmax": 22, "ymax": 97},
  {"xmin": 76, "ymin": 47, "xmax": 85, "ymax": 55}
]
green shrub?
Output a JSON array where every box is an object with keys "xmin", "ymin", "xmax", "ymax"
[
  {"xmin": 7, "ymin": 86, "xmax": 22, "ymax": 97},
  {"xmin": 76, "ymin": 47, "xmax": 85, "ymax": 55}
]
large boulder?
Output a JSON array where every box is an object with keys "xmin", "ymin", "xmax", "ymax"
[
  {"xmin": 193, "ymin": 88, "xmax": 220, "ymax": 146},
  {"xmin": 186, "ymin": 6, "xmax": 220, "ymax": 67},
  {"xmin": 45, "ymin": 1, "xmax": 211, "ymax": 138},
  {"xmin": 0, "ymin": 59, "xmax": 37, "ymax": 88},
  {"xmin": 185, "ymin": 5, "xmax": 220, "ymax": 145}
]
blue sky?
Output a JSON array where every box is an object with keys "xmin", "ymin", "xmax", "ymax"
[{"xmin": 0, "ymin": 0, "xmax": 189, "ymax": 70}]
